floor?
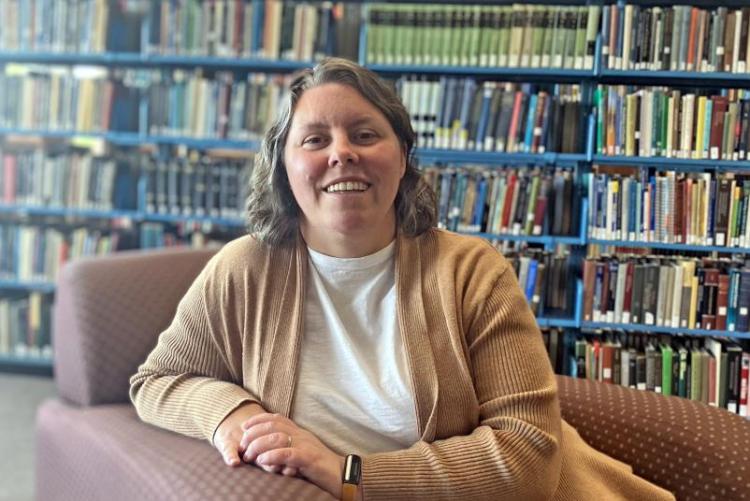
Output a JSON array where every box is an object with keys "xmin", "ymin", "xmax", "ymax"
[{"xmin": 0, "ymin": 373, "xmax": 56, "ymax": 501}]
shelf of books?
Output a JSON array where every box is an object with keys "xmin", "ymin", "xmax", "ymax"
[{"xmin": 1, "ymin": 0, "xmax": 749, "ymax": 413}]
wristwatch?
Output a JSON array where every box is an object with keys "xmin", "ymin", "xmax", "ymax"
[{"xmin": 341, "ymin": 454, "xmax": 362, "ymax": 501}]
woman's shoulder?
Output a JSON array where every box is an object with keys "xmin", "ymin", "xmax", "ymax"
[
  {"xmin": 204, "ymin": 233, "xmax": 295, "ymax": 276},
  {"xmin": 422, "ymin": 228, "xmax": 507, "ymax": 261},
  {"xmin": 414, "ymin": 228, "xmax": 510, "ymax": 278}
]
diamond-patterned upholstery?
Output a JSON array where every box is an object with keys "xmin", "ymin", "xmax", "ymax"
[
  {"xmin": 54, "ymin": 246, "xmax": 216, "ymax": 406},
  {"xmin": 558, "ymin": 375, "xmax": 750, "ymax": 501},
  {"xmin": 37, "ymin": 247, "xmax": 750, "ymax": 500}
]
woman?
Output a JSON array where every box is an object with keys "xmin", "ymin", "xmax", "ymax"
[{"xmin": 130, "ymin": 58, "xmax": 674, "ymax": 501}]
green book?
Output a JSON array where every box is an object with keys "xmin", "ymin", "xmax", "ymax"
[
  {"xmin": 595, "ymin": 86, "xmax": 605, "ymax": 154},
  {"xmin": 540, "ymin": 8, "xmax": 557, "ymax": 68},
  {"xmin": 478, "ymin": 6, "xmax": 493, "ymax": 67},
  {"xmin": 530, "ymin": 7, "xmax": 546, "ymax": 68},
  {"xmin": 467, "ymin": 5, "xmax": 481, "ymax": 67},
  {"xmin": 690, "ymin": 347, "xmax": 703, "ymax": 401},
  {"xmin": 392, "ymin": 4, "xmax": 407, "ymax": 65},
  {"xmin": 448, "ymin": 6, "xmax": 462, "ymax": 66},
  {"xmin": 573, "ymin": 6, "xmax": 587, "ymax": 70},
  {"xmin": 497, "ymin": 7, "xmax": 511, "ymax": 67},
  {"xmin": 424, "ymin": 6, "xmax": 439, "ymax": 65},
  {"xmin": 366, "ymin": 4, "xmax": 382, "ymax": 64},
  {"xmin": 400, "ymin": 5, "xmax": 416, "ymax": 65},
  {"xmin": 524, "ymin": 174, "xmax": 540, "ymax": 235},
  {"xmin": 661, "ymin": 344, "xmax": 673, "ymax": 397},
  {"xmin": 412, "ymin": 5, "xmax": 426, "ymax": 65},
  {"xmin": 551, "ymin": 7, "xmax": 566, "ymax": 67},
  {"xmin": 381, "ymin": 4, "xmax": 397, "ymax": 65}
]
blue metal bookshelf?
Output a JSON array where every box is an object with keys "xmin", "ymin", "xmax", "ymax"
[
  {"xmin": 0, "ymin": 204, "xmax": 246, "ymax": 229},
  {"xmin": 0, "ymin": 280, "xmax": 56, "ymax": 293},
  {"xmin": 581, "ymin": 321, "xmax": 750, "ymax": 341},
  {"xmin": 0, "ymin": 354, "xmax": 52, "ymax": 375},
  {"xmin": 0, "ymin": 128, "xmax": 261, "ymax": 151},
  {"xmin": 0, "ymin": 51, "xmax": 316, "ymax": 72},
  {"xmin": 415, "ymin": 148, "xmax": 586, "ymax": 166},
  {"xmin": 598, "ymin": 69, "xmax": 750, "ymax": 86},
  {"xmin": 591, "ymin": 154, "xmax": 750, "ymax": 171},
  {"xmin": 588, "ymin": 239, "xmax": 750, "ymax": 254},
  {"xmin": 366, "ymin": 64, "xmax": 594, "ymax": 82}
]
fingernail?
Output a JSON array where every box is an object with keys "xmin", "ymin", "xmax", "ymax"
[{"xmin": 257, "ymin": 454, "xmax": 266, "ymax": 465}]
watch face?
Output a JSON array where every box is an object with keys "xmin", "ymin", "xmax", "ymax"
[{"xmin": 344, "ymin": 454, "xmax": 362, "ymax": 483}]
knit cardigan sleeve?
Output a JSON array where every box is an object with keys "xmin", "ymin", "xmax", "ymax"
[
  {"xmin": 361, "ymin": 257, "xmax": 562, "ymax": 500},
  {"xmin": 129, "ymin": 250, "xmax": 258, "ymax": 442}
]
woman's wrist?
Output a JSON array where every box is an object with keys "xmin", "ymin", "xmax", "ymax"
[{"xmin": 324, "ymin": 454, "xmax": 346, "ymax": 498}]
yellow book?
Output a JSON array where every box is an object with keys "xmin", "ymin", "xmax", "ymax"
[
  {"xmin": 680, "ymin": 261, "xmax": 696, "ymax": 328},
  {"xmin": 727, "ymin": 179, "xmax": 737, "ymax": 247},
  {"xmin": 688, "ymin": 275, "xmax": 699, "ymax": 329},
  {"xmin": 694, "ymin": 96, "xmax": 707, "ymax": 159}
]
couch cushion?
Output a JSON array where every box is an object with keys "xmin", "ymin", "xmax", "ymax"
[
  {"xmin": 557, "ymin": 376, "xmax": 750, "ymax": 501},
  {"xmin": 36, "ymin": 399, "xmax": 335, "ymax": 501},
  {"xmin": 54, "ymin": 247, "xmax": 217, "ymax": 406}
]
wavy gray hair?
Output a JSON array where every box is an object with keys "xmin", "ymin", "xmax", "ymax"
[{"xmin": 245, "ymin": 57, "xmax": 436, "ymax": 247}]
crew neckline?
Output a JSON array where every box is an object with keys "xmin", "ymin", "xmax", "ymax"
[{"xmin": 307, "ymin": 240, "xmax": 396, "ymax": 271}]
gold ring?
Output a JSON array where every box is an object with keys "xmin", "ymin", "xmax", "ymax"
[{"xmin": 287, "ymin": 435, "xmax": 292, "ymax": 448}]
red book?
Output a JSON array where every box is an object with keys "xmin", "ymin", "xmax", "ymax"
[
  {"xmin": 740, "ymin": 353, "xmax": 750, "ymax": 417},
  {"xmin": 622, "ymin": 261, "xmax": 634, "ymax": 322},
  {"xmin": 708, "ymin": 354, "xmax": 717, "ymax": 407},
  {"xmin": 583, "ymin": 259, "xmax": 596, "ymax": 322},
  {"xmin": 710, "ymin": 96, "xmax": 729, "ymax": 160},
  {"xmin": 500, "ymin": 173, "xmax": 517, "ymax": 231},
  {"xmin": 3, "ymin": 155, "xmax": 16, "ymax": 204},
  {"xmin": 716, "ymin": 273, "xmax": 730, "ymax": 331},
  {"xmin": 600, "ymin": 262, "xmax": 611, "ymax": 318},
  {"xmin": 506, "ymin": 91, "xmax": 524, "ymax": 153}
]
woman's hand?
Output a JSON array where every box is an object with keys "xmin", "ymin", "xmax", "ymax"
[
  {"xmin": 212, "ymin": 402, "xmax": 267, "ymax": 467},
  {"xmin": 240, "ymin": 413, "xmax": 345, "ymax": 498}
]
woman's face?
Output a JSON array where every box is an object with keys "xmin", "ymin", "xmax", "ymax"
[{"xmin": 284, "ymin": 83, "xmax": 406, "ymax": 254}]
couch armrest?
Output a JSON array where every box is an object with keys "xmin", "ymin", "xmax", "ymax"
[
  {"xmin": 54, "ymin": 246, "xmax": 217, "ymax": 406},
  {"xmin": 557, "ymin": 375, "xmax": 750, "ymax": 499}
]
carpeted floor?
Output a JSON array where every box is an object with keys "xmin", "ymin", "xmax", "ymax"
[{"xmin": 0, "ymin": 374, "xmax": 56, "ymax": 501}]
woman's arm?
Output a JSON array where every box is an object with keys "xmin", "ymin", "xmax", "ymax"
[
  {"xmin": 129, "ymin": 254, "xmax": 258, "ymax": 443},
  {"xmin": 359, "ymin": 261, "xmax": 562, "ymax": 501}
]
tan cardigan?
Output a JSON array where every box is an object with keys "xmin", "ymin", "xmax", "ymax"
[{"xmin": 130, "ymin": 229, "xmax": 674, "ymax": 501}]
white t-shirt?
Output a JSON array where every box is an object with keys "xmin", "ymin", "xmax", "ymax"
[{"xmin": 291, "ymin": 241, "xmax": 420, "ymax": 456}]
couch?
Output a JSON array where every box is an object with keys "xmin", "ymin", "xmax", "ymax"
[{"xmin": 36, "ymin": 246, "xmax": 750, "ymax": 500}]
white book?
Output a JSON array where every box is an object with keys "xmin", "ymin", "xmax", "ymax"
[
  {"xmin": 614, "ymin": 260, "xmax": 627, "ymax": 323},
  {"xmin": 734, "ymin": 9, "xmax": 743, "ymax": 73}
]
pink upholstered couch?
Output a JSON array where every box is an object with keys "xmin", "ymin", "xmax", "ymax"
[{"xmin": 35, "ymin": 247, "xmax": 750, "ymax": 500}]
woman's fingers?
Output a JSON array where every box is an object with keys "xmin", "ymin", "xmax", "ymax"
[
  {"xmin": 242, "ymin": 431, "xmax": 292, "ymax": 463},
  {"xmin": 282, "ymin": 466, "xmax": 298, "ymax": 477},
  {"xmin": 216, "ymin": 438, "xmax": 243, "ymax": 467},
  {"xmin": 241, "ymin": 412, "xmax": 293, "ymax": 431}
]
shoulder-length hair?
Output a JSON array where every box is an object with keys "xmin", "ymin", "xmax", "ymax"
[{"xmin": 246, "ymin": 57, "xmax": 437, "ymax": 247}]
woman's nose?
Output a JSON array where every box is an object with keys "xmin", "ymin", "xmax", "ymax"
[{"xmin": 328, "ymin": 136, "xmax": 360, "ymax": 168}]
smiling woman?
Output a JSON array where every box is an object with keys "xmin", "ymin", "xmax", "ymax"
[
  {"xmin": 130, "ymin": 58, "xmax": 675, "ymax": 501},
  {"xmin": 283, "ymin": 83, "xmax": 407, "ymax": 257}
]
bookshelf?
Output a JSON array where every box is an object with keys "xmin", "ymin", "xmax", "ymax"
[{"xmin": 1, "ymin": 0, "xmax": 750, "ymax": 412}]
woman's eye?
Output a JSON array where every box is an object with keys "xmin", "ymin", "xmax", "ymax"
[
  {"xmin": 356, "ymin": 130, "xmax": 377, "ymax": 141},
  {"xmin": 303, "ymin": 136, "xmax": 324, "ymax": 146}
]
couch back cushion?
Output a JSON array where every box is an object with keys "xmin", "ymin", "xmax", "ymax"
[
  {"xmin": 557, "ymin": 375, "xmax": 750, "ymax": 500},
  {"xmin": 54, "ymin": 246, "xmax": 217, "ymax": 406}
]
